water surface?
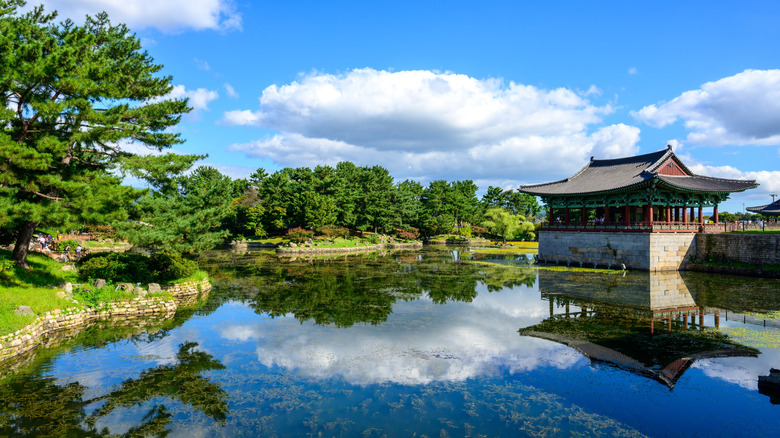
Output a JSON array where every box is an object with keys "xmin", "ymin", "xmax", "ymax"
[{"xmin": 2, "ymin": 247, "xmax": 779, "ymax": 437}]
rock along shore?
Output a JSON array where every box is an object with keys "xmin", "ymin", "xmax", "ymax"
[
  {"xmin": 0, "ymin": 278, "xmax": 212, "ymax": 363},
  {"xmin": 276, "ymin": 242, "xmax": 422, "ymax": 254}
]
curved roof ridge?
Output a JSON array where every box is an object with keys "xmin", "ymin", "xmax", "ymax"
[
  {"xmin": 587, "ymin": 149, "xmax": 668, "ymax": 168},
  {"xmin": 660, "ymin": 173, "xmax": 757, "ymax": 184},
  {"xmin": 519, "ymin": 145, "xmax": 758, "ymax": 197}
]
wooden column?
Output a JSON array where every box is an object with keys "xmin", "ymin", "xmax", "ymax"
[
  {"xmin": 675, "ymin": 207, "xmax": 680, "ymax": 222},
  {"xmin": 699, "ymin": 205, "xmax": 704, "ymax": 225},
  {"xmin": 581, "ymin": 207, "xmax": 587, "ymax": 225},
  {"xmin": 714, "ymin": 204, "xmax": 719, "ymax": 224},
  {"xmin": 682, "ymin": 205, "xmax": 688, "ymax": 224},
  {"xmin": 647, "ymin": 203, "xmax": 654, "ymax": 226},
  {"xmin": 690, "ymin": 207, "xmax": 695, "ymax": 222},
  {"xmin": 624, "ymin": 204, "xmax": 630, "ymax": 227},
  {"xmin": 564, "ymin": 207, "xmax": 570, "ymax": 226},
  {"xmin": 549, "ymin": 208, "xmax": 554, "ymax": 226},
  {"xmin": 666, "ymin": 205, "xmax": 672, "ymax": 224},
  {"xmin": 604, "ymin": 205, "xmax": 610, "ymax": 225}
]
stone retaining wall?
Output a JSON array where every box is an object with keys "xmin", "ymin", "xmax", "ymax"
[
  {"xmin": 162, "ymin": 278, "xmax": 212, "ymax": 297},
  {"xmin": 0, "ymin": 278, "xmax": 211, "ymax": 363},
  {"xmin": 686, "ymin": 263, "xmax": 780, "ymax": 279},
  {"xmin": 539, "ymin": 231, "xmax": 696, "ymax": 271},
  {"xmin": 695, "ymin": 234, "xmax": 780, "ymax": 266},
  {"xmin": 276, "ymin": 242, "xmax": 422, "ymax": 254}
]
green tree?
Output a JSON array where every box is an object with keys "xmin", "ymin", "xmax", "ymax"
[
  {"xmin": 482, "ymin": 207, "xmax": 521, "ymax": 243},
  {"xmin": 394, "ymin": 179, "xmax": 423, "ymax": 229},
  {"xmin": 356, "ymin": 165, "xmax": 395, "ymax": 233},
  {"xmin": 116, "ymin": 167, "xmax": 234, "ymax": 255},
  {"xmin": 303, "ymin": 191, "xmax": 337, "ymax": 230},
  {"xmin": 0, "ymin": 1, "xmax": 192, "ymax": 267}
]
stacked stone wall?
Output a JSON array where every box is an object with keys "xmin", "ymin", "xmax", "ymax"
[
  {"xmin": 694, "ymin": 234, "xmax": 780, "ymax": 266},
  {"xmin": 649, "ymin": 234, "xmax": 697, "ymax": 271},
  {"xmin": 539, "ymin": 231, "xmax": 696, "ymax": 271},
  {"xmin": 0, "ymin": 278, "xmax": 211, "ymax": 363},
  {"xmin": 162, "ymin": 278, "xmax": 212, "ymax": 297}
]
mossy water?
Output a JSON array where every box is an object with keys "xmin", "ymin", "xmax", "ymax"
[{"xmin": 1, "ymin": 247, "xmax": 779, "ymax": 436}]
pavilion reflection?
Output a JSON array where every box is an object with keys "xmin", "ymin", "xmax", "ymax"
[{"xmin": 519, "ymin": 270, "xmax": 760, "ymax": 389}]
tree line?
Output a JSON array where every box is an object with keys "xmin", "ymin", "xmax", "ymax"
[
  {"xmin": 124, "ymin": 162, "xmax": 541, "ymax": 251},
  {"xmin": 0, "ymin": 2, "xmax": 537, "ymax": 267},
  {"xmin": 219, "ymin": 163, "xmax": 540, "ymax": 240}
]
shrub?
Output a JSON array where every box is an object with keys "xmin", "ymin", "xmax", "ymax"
[
  {"xmin": 287, "ymin": 227, "xmax": 314, "ymax": 244},
  {"xmin": 77, "ymin": 252, "xmax": 152, "ymax": 283},
  {"xmin": 397, "ymin": 231, "xmax": 417, "ymax": 241},
  {"xmin": 56, "ymin": 238, "xmax": 80, "ymax": 252},
  {"xmin": 150, "ymin": 252, "xmax": 196, "ymax": 282},
  {"xmin": 471, "ymin": 226, "xmax": 487, "ymax": 237},
  {"xmin": 363, "ymin": 233, "xmax": 380, "ymax": 244},
  {"xmin": 458, "ymin": 226, "xmax": 473, "ymax": 238},
  {"xmin": 319, "ymin": 226, "xmax": 350, "ymax": 239},
  {"xmin": 77, "ymin": 252, "xmax": 197, "ymax": 284}
]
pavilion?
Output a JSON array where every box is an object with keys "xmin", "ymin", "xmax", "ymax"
[
  {"xmin": 520, "ymin": 145, "xmax": 758, "ymax": 232},
  {"xmin": 747, "ymin": 198, "xmax": 780, "ymax": 217}
]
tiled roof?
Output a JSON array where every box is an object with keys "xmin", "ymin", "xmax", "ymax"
[
  {"xmin": 747, "ymin": 199, "xmax": 780, "ymax": 215},
  {"xmin": 520, "ymin": 146, "xmax": 758, "ymax": 196}
]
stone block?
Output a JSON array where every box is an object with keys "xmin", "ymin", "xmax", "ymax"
[
  {"xmin": 148, "ymin": 283, "xmax": 161, "ymax": 293},
  {"xmin": 14, "ymin": 306, "xmax": 33, "ymax": 316},
  {"xmin": 94, "ymin": 279, "xmax": 107, "ymax": 289},
  {"xmin": 59, "ymin": 282, "xmax": 73, "ymax": 293}
]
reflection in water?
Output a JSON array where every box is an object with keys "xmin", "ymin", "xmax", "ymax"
[
  {"xmin": 522, "ymin": 270, "xmax": 760, "ymax": 388},
  {"xmin": 0, "ymin": 342, "xmax": 228, "ymax": 437},
  {"xmin": 213, "ymin": 249, "xmax": 537, "ymax": 327},
  {"xmin": 2, "ymin": 248, "xmax": 780, "ymax": 436}
]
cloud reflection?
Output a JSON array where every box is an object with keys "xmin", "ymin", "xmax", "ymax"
[{"xmin": 218, "ymin": 285, "xmax": 583, "ymax": 385}]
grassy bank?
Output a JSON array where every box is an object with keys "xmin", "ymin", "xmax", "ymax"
[
  {"xmin": 0, "ymin": 249, "xmax": 82, "ymax": 334},
  {"xmin": 1, "ymin": 249, "xmax": 203, "ymax": 336}
]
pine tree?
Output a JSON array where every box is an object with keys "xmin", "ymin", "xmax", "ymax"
[{"xmin": 0, "ymin": 1, "xmax": 193, "ymax": 267}]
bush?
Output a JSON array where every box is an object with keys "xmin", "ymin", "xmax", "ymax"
[
  {"xmin": 363, "ymin": 233, "xmax": 380, "ymax": 244},
  {"xmin": 458, "ymin": 226, "xmax": 473, "ymax": 238},
  {"xmin": 471, "ymin": 226, "xmax": 487, "ymax": 237},
  {"xmin": 56, "ymin": 238, "xmax": 80, "ymax": 252},
  {"xmin": 319, "ymin": 226, "xmax": 350, "ymax": 239},
  {"xmin": 149, "ymin": 252, "xmax": 197, "ymax": 282},
  {"xmin": 287, "ymin": 227, "xmax": 314, "ymax": 244},
  {"xmin": 77, "ymin": 252, "xmax": 197, "ymax": 284},
  {"xmin": 397, "ymin": 231, "xmax": 417, "ymax": 241},
  {"xmin": 77, "ymin": 252, "xmax": 152, "ymax": 283}
]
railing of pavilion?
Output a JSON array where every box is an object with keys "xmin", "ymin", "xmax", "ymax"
[{"xmin": 541, "ymin": 221, "xmax": 704, "ymax": 232}]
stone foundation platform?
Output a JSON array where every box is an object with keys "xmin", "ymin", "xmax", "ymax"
[{"xmin": 538, "ymin": 231, "xmax": 696, "ymax": 271}]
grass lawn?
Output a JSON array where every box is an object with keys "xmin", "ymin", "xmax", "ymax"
[
  {"xmin": 246, "ymin": 237, "xmax": 289, "ymax": 245},
  {"xmin": 0, "ymin": 249, "xmax": 82, "ymax": 334},
  {"xmin": 0, "ymin": 249, "xmax": 188, "ymax": 336}
]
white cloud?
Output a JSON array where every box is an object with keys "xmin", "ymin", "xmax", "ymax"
[
  {"xmin": 628, "ymin": 67, "xmax": 638, "ymax": 75},
  {"xmin": 194, "ymin": 58, "xmax": 210, "ymax": 71},
  {"xmin": 34, "ymin": 0, "xmax": 242, "ymax": 32},
  {"xmin": 633, "ymin": 69, "xmax": 780, "ymax": 146},
  {"xmin": 223, "ymin": 69, "xmax": 639, "ymax": 183},
  {"xmin": 687, "ymin": 163, "xmax": 780, "ymax": 195},
  {"xmin": 166, "ymin": 85, "xmax": 219, "ymax": 112},
  {"xmin": 224, "ymin": 83, "xmax": 239, "ymax": 99}
]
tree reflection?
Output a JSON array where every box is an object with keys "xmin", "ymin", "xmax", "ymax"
[
  {"xmin": 244, "ymin": 250, "xmax": 536, "ymax": 326},
  {"xmin": 0, "ymin": 342, "xmax": 228, "ymax": 437}
]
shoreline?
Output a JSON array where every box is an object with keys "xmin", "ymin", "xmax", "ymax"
[
  {"xmin": 276, "ymin": 242, "xmax": 423, "ymax": 254},
  {"xmin": 0, "ymin": 278, "xmax": 212, "ymax": 363}
]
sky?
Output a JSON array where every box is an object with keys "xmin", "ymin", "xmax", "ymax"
[{"xmin": 26, "ymin": 0, "xmax": 780, "ymax": 213}]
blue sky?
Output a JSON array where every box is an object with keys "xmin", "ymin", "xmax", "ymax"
[{"xmin": 32, "ymin": 1, "xmax": 780, "ymax": 213}]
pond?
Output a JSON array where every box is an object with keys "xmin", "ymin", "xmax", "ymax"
[{"xmin": 2, "ymin": 247, "xmax": 779, "ymax": 437}]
